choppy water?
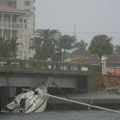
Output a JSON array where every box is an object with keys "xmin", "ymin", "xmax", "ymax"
[{"xmin": 0, "ymin": 110, "xmax": 120, "ymax": 120}]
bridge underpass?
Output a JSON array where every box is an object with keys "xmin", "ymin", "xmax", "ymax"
[{"xmin": 0, "ymin": 59, "xmax": 101, "ymax": 109}]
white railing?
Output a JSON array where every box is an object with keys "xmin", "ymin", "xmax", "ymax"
[{"xmin": 0, "ymin": 22, "xmax": 26, "ymax": 30}]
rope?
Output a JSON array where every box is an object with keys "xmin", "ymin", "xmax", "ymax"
[
  {"xmin": 42, "ymin": 93, "xmax": 120, "ymax": 114},
  {"xmin": 51, "ymin": 79, "xmax": 70, "ymax": 99},
  {"xmin": 48, "ymin": 77, "xmax": 78, "ymax": 110}
]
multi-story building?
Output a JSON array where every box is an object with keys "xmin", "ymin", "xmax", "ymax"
[{"xmin": 0, "ymin": 0, "xmax": 35, "ymax": 59}]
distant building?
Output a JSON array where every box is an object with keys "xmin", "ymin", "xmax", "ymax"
[
  {"xmin": 105, "ymin": 55, "xmax": 120, "ymax": 70},
  {"xmin": 69, "ymin": 55, "xmax": 120, "ymax": 73},
  {"xmin": 0, "ymin": 0, "xmax": 35, "ymax": 59}
]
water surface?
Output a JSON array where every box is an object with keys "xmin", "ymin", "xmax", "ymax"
[{"xmin": 0, "ymin": 110, "xmax": 120, "ymax": 120}]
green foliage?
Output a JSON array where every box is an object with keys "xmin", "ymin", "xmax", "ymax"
[
  {"xmin": 72, "ymin": 40, "xmax": 88, "ymax": 55},
  {"xmin": 114, "ymin": 45, "xmax": 120, "ymax": 55},
  {"xmin": 89, "ymin": 35, "xmax": 113, "ymax": 64},
  {"xmin": 59, "ymin": 35, "xmax": 75, "ymax": 62},
  {"xmin": 0, "ymin": 37, "xmax": 17, "ymax": 58},
  {"xmin": 8, "ymin": 38, "xmax": 18, "ymax": 57},
  {"xmin": 59, "ymin": 35, "xmax": 75, "ymax": 50},
  {"xmin": 31, "ymin": 29, "xmax": 61, "ymax": 60}
]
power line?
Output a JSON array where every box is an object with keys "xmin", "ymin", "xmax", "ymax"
[{"xmin": 61, "ymin": 31, "xmax": 120, "ymax": 35}]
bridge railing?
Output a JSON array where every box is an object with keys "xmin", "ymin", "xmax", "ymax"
[{"xmin": 0, "ymin": 58, "xmax": 101, "ymax": 75}]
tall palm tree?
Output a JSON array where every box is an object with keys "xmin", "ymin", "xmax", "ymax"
[
  {"xmin": 59, "ymin": 35, "xmax": 75, "ymax": 62},
  {"xmin": 31, "ymin": 29, "xmax": 61, "ymax": 60},
  {"xmin": 89, "ymin": 35, "xmax": 113, "ymax": 64},
  {"xmin": 72, "ymin": 40, "xmax": 88, "ymax": 55}
]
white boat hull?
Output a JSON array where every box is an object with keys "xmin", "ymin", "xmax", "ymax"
[
  {"xmin": 6, "ymin": 82, "xmax": 48, "ymax": 113},
  {"xmin": 25, "ymin": 95, "xmax": 48, "ymax": 113}
]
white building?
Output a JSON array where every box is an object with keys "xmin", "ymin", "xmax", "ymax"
[{"xmin": 0, "ymin": 0, "xmax": 35, "ymax": 59}]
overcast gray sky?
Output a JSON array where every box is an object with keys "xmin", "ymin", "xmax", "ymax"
[{"xmin": 35, "ymin": 0, "xmax": 120, "ymax": 45}]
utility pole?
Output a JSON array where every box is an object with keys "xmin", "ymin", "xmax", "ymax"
[{"xmin": 73, "ymin": 24, "xmax": 76, "ymax": 58}]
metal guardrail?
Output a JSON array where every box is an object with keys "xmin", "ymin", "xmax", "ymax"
[{"xmin": 0, "ymin": 58, "xmax": 101, "ymax": 75}]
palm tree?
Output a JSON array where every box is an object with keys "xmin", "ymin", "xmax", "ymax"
[
  {"xmin": 89, "ymin": 35, "xmax": 113, "ymax": 64},
  {"xmin": 72, "ymin": 40, "xmax": 88, "ymax": 55},
  {"xmin": 59, "ymin": 35, "xmax": 75, "ymax": 62},
  {"xmin": 31, "ymin": 29, "xmax": 61, "ymax": 60},
  {"xmin": 114, "ymin": 45, "xmax": 120, "ymax": 55}
]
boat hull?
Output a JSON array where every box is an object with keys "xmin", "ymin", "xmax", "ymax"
[
  {"xmin": 25, "ymin": 95, "xmax": 48, "ymax": 113},
  {"xmin": 5, "ymin": 82, "xmax": 48, "ymax": 113}
]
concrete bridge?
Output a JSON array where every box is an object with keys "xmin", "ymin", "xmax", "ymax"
[{"xmin": 0, "ymin": 58, "xmax": 102, "ymax": 98}]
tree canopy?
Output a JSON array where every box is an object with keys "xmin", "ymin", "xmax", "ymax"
[
  {"xmin": 72, "ymin": 40, "xmax": 88, "ymax": 56},
  {"xmin": 31, "ymin": 29, "xmax": 61, "ymax": 60},
  {"xmin": 88, "ymin": 35, "xmax": 113, "ymax": 64},
  {"xmin": 0, "ymin": 37, "xmax": 17, "ymax": 58},
  {"xmin": 31, "ymin": 29, "xmax": 116, "ymax": 64},
  {"xmin": 59, "ymin": 35, "xmax": 75, "ymax": 62},
  {"xmin": 114, "ymin": 45, "xmax": 120, "ymax": 55}
]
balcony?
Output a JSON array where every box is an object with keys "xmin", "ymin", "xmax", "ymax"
[{"xmin": 0, "ymin": 22, "xmax": 26, "ymax": 30}]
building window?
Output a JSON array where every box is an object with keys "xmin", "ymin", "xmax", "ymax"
[
  {"xmin": 24, "ymin": 1, "xmax": 31, "ymax": 6},
  {"xmin": 8, "ymin": 1, "xmax": 16, "ymax": 8}
]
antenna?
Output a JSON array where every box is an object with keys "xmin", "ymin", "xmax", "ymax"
[
  {"xmin": 73, "ymin": 24, "xmax": 76, "ymax": 58},
  {"xmin": 74, "ymin": 24, "xmax": 76, "ymax": 37}
]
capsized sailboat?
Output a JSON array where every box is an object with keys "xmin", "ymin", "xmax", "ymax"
[{"xmin": 6, "ymin": 83, "xmax": 48, "ymax": 113}]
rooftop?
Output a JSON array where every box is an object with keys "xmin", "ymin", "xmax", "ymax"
[
  {"xmin": 0, "ymin": 4, "xmax": 26, "ymax": 14},
  {"xmin": 70, "ymin": 55, "xmax": 120, "ymax": 65}
]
